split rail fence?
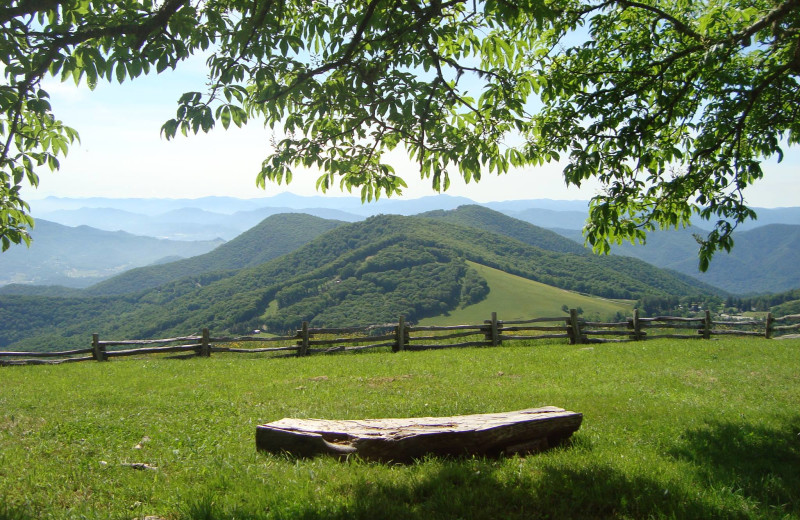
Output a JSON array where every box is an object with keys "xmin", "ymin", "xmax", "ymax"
[{"xmin": 2, "ymin": 310, "xmax": 799, "ymax": 366}]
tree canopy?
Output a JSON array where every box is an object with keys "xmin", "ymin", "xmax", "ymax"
[{"xmin": 2, "ymin": 0, "xmax": 798, "ymax": 268}]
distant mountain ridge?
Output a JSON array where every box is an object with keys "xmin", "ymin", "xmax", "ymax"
[
  {"xmin": 553, "ymin": 223, "xmax": 800, "ymax": 294},
  {"xmin": 0, "ymin": 220, "xmax": 223, "ymax": 289},
  {"xmin": 84, "ymin": 213, "xmax": 345, "ymax": 296},
  {"xmin": 25, "ymin": 195, "xmax": 800, "ymax": 259},
  {"xmin": 34, "ymin": 205, "xmax": 361, "ymax": 241}
]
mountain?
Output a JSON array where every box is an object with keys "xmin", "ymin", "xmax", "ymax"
[
  {"xmin": 29, "ymin": 194, "xmax": 800, "ymax": 242},
  {"xmin": 736, "ymin": 207, "xmax": 800, "ymax": 230},
  {"xmin": 28, "ymin": 196, "xmax": 269, "ymax": 216},
  {"xmin": 672, "ymin": 224, "xmax": 800, "ymax": 294},
  {"xmin": 33, "ymin": 207, "xmax": 242, "ymax": 240},
  {"xmin": 83, "ymin": 213, "xmax": 345, "ymax": 296},
  {"xmin": 420, "ymin": 205, "xmax": 588, "ymax": 255},
  {"xmin": 551, "ymin": 226, "xmax": 707, "ymax": 272},
  {"xmin": 563, "ymin": 224, "xmax": 800, "ymax": 294},
  {"xmin": 0, "ymin": 214, "xmax": 719, "ymax": 351},
  {"xmin": 32, "ymin": 206, "xmax": 362, "ymax": 241},
  {"xmin": 502, "ymin": 207, "xmax": 591, "ymax": 230},
  {"xmin": 0, "ymin": 220, "xmax": 223, "ymax": 289},
  {"xmin": 485, "ymin": 199, "xmax": 592, "ymax": 212}
]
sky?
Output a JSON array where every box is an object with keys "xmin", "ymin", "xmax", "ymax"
[{"xmin": 25, "ymin": 57, "xmax": 800, "ymax": 208}]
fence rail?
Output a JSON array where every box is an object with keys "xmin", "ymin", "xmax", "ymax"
[{"xmin": 2, "ymin": 310, "xmax": 799, "ymax": 366}]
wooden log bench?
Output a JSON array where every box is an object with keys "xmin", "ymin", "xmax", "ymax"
[{"xmin": 256, "ymin": 406, "xmax": 582, "ymax": 462}]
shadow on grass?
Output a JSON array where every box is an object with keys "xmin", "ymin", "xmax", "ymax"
[
  {"xmin": 311, "ymin": 461, "xmax": 720, "ymax": 520},
  {"xmin": 177, "ymin": 418, "xmax": 800, "ymax": 520},
  {"xmin": 0, "ymin": 503, "xmax": 35, "ymax": 520},
  {"xmin": 179, "ymin": 459, "xmax": 736, "ymax": 520},
  {"xmin": 668, "ymin": 415, "xmax": 800, "ymax": 517}
]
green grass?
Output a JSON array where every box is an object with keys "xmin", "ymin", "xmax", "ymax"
[
  {"xmin": 1, "ymin": 337, "xmax": 799, "ymax": 519},
  {"xmin": 420, "ymin": 261, "xmax": 634, "ymax": 326}
]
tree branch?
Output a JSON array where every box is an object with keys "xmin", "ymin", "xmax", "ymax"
[
  {"xmin": 614, "ymin": 0, "xmax": 704, "ymax": 41},
  {"xmin": 260, "ymin": 0, "xmax": 383, "ymax": 103}
]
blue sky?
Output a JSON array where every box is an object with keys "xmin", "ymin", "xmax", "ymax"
[{"xmin": 27, "ymin": 57, "xmax": 799, "ymax": 207}]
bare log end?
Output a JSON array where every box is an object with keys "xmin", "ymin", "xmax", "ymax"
[{"xmin": 255, "ymin": 427, "xmax": 357, "ymax": 459}]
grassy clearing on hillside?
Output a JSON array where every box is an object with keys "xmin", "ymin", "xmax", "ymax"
[
  {"xmin": 420, "ymin": 262, "xmax": 634, "ymax": 326},
  {"xmin": 1, "ymin": 338, "xmax": 798, "ymax": 519}
]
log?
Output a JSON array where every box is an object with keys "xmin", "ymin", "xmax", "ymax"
[
  {"xmin": 211, "ymin": 334, "xmax": 298, "ymax": 342},
  {"xmin": 0, "ymin": 356, "xmax": 94, "ymax": 366},
  {"xmin": 0, "ymin": 347, "xmax": 93, "ymax": 358},
  {"xmin": 308, "ymin": 334, "xmax": 395, "ymax": 346},
  {"xmin": 407, "ymin": 324, "xmax": 485, "ymax": 332},
  {"xmin": 404, "ymin": 340, "xmax": 492, "ymax": 351},
  {"xmin": 256, "ymin": 406, "xmax": 582, "ymax": 462},
  {"xmin": 211, "ymin": 345, "xmax": 299, "ymax": 353},
  {"xmin": 498, "ymin": 316, "xmax": 566, "ymax": 325},
  {"xmin": 410, "ymin": 331, "xmax": 484, "ymax": 342},
  {"xmin": 499, "ymin": 325, "xmax": 569, "ymax": 332},
  {"xmin": 498, "ymin": 333, "xmax": 570, "ymax": 341}
]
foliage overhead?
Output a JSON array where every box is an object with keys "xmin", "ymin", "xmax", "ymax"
[{"xmin": 2, "ymin": 0, "xmax": 798, "ymax": 268}]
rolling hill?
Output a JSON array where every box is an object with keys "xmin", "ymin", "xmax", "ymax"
[{"xmin": 0, "ymin": 214, "xmax": 719, "ymax": 351}]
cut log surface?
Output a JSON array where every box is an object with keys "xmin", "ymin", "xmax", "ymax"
[{"xmin": 256, "ymin": 406, "xmax": 582, "ymax": 462}]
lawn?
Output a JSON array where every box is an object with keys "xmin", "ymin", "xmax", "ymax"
[{"xmin": 1, "ymin": 337, "xmax": 798, "ymax": 519}]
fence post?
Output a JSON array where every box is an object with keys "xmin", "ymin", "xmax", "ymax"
[
  {"xmin": 394, "ymin": 316, "xmax": 407, "ymax": 352},
  {"xmin": 702, "ymin": 310, "xmax": 712, "ymax": 339},
  {"xmin": 569, "ymin": 309, "xmax": 584, "ymax": 345},
  {"xmin": 634, "ymin": 308, "xmax": 643, "ymax": 340},
  {"xmin": 490, "ymin": 312, "xmax": 500, "ymax": 346},
  {"xmin": 765, "ymin": 312, "xmax": 774, "ymax": 339},
  {"xmin": 298, "ymin": 321, "xmax": 309, "ymax": 356},
  {"xmin": 630, "ymin": 308, "xmax": 643, "ymax": 341},
  {"xmin": 92, "ymin": 333, "xmax": 107, "ymax": 361},
  {"xmin": 200, "ymin": 328, "xmax": 211, "ymax": 357}
]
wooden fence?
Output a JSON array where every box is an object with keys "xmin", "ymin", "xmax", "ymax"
[{"xmin": 2, "ymin": 310, "xmax": 799, "ymax": 366}]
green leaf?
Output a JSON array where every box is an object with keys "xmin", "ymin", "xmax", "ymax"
[{"xmin": 115, "ymin": 63, "xmax": 126, "ymax": 83}]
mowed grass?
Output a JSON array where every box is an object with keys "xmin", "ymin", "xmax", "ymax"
[
  {"xmin": 420, "ymin": 262, "xmax": 634, "ymax": 326},
  {"xmin": 1, "ymin": 337, "xmax": 799, "ymax": 519}
]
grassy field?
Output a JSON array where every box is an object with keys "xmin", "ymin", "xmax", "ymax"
[
  {"xmin": 419, "ymin": 262, "xmax": 634, "ymax": 326},
  {"xmin": 1, "ymin": 337, "xmax": 798, "ymax": 519}
]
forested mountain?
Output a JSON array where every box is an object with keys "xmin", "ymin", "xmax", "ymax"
[
  {"xmin": 553, "ymin": 224, "xmax": 800, "ymax": 294},
  {"xmin": 0, "ymin": 214, "xmax": 718, "ymax": 351},
  {"xmin": 0, "ymin": 220, "xmax": 223, "ymax": 289},
  {"xmin": 82, "ymin": 213, "xmax": 345, "ymax": 296},
  {"xmin": 667, "ymin": 224, "xmax": 800, "ymax": 294},
  {"xmin": 421, "ymin": 205, "xmax": 587, "ymax": 255}
]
